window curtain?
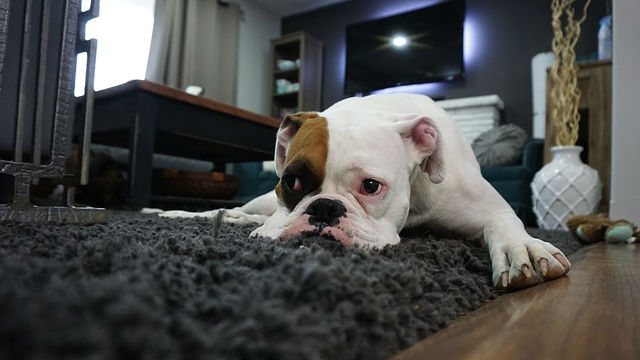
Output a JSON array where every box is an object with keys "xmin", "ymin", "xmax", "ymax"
[{"xmin": 146, "ymin": 0, "xmax": 241, "ymax": 105}]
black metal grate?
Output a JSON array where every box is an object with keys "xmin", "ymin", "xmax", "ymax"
[{"xmin": 0, "ymin": 0, "xmax": 106, "ymax": 223}]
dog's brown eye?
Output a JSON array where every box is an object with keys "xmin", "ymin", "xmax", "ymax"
[
  {"xmin": 284, "ymin": 175, "xmax": 303, "ymax": 192},
  {"xmin": 361, "ymin": 179, "xmax": 381, "ymax": 195}
]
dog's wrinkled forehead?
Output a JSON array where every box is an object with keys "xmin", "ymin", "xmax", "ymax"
[{"xmin": 275, "ymin": 113, "xmax": 329, "ymax": 211}]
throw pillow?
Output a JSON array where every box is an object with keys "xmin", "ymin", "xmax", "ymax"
[{"xmin": 472, "ymin": 124, "xmax": 528, "ymax": 168}]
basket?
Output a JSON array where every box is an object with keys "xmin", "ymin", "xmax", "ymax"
[{"xmin": 152, "ymin": 169, "xmax": 240, "ymax": 200}]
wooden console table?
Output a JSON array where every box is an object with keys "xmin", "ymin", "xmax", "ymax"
[
  {"xmin": 544, "ymin": 60, "xmax": 612, "ymax": 212},
  {"xmin": 76, "ymin": 80, "xmax": 280, "ymax": 209}
]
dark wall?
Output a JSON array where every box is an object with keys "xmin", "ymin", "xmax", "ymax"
[{"xmin": 282, "ymin": 0, "xmax": 607, "ymax": 134}]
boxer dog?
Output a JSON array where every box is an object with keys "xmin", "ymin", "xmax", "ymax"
[{"xmin": 160, "ymin": 94, "xmax": 570, "ymax": 290}]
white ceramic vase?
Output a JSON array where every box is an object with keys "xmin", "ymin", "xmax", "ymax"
[{"xmin": 531, "ymin": 146, "xmax": 602, "ymax": 230}]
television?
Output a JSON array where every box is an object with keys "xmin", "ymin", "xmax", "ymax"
[{"xmin": 345, "ymin": 0, "xmax": 465, "ymax": 94}]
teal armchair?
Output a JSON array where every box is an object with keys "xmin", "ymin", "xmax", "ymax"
[
  {"xmin": 232, "ymin": 163, "xmax": 279, "ymax": 203},
  {"xmin": 480, "ymin": 139, "xmax": 544, "ymax": 227}
]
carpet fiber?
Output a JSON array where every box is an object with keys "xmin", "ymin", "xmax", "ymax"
[{"xmin": 0, "ymin": 211, "xmax": 581, "ymax": 359}]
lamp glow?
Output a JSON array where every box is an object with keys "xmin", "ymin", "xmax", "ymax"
[{"xmin": 391, "ymin": 35, "xmax": 408, "ymax": 47}]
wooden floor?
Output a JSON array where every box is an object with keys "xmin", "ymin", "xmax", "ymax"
[{"xmin": 392, "ymin": 242, "xmax": 640, "ymax": 360}]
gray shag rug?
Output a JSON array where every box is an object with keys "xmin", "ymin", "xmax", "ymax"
[{"xmin": 0, "ymin": 211, "xmax": 580, "ymax": 360}]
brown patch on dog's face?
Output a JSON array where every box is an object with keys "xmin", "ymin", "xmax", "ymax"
[
  {"xmin": 275, "ymin": 182, "xmax": 283, "ymax": 201},
  {"xmin": 277, "ymin": 115, "xmax": 328, "ymax": 211}
]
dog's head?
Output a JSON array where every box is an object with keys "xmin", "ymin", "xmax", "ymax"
[{"xmin": 255, "ymin": 109, "xmax": 443, "ymax": 248}]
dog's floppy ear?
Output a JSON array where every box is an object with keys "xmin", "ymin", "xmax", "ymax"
[
  {"xmin": 274, "ymin": 112, "xmax": 320, "ymax": 176},
  {"xmin": 393, "ymin": 115, "xmax": 444, "ymax": 183}
]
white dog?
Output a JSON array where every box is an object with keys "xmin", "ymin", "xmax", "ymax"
[{"xmin": 160, "ymin": 94, "xmax": 570, "ymax": 290}]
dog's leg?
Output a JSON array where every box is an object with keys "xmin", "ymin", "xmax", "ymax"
[
  {"xmin": 237, "ymin": 190, "xmax": 278, "ymax": 215},
  {"xmin": 484, "ymin": 211, "xmax": 571, "ymax": 290},
  {"xmin": 159, "ymin": 190, "xmax": 277, "ymax": 225},
  {"xmin": 222, "ymin": 190, "xmax": 277, "ymax": 224},
  {"xmin": 437, "ymin": 160, "xmax": 572, "ymax": 290}
]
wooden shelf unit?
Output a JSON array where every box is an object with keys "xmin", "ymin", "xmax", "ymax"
[{"xmin": 270, "ymin": 31, "xmax": 323, "ymax": 119}]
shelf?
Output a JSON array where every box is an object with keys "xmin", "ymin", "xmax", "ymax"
[
  {"xmin": 273, "ymin": 42, "xmax": 301, "ymax": 59},
  {"xmin": 150, "ymin": 195, "xmax": 245, "ymax": 211},
  {"xmin": 270, "ymin": 31, "xmax": 322, "ymax": 118},
  {"xmin": 273, "ymin": 91, "xmax": 299, "ymax": 100},
  {"xmin": 273, "ymin": 68, "xmax": 299, "ymax": 82},
  {"xmin": 274, "ymin": 68, "xmax": 299, "ymax": 76}
]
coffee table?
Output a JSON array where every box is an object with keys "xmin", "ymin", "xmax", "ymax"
[{"xmin": 77, "ymin": 80, "xmax": 280, "ymax": 209}]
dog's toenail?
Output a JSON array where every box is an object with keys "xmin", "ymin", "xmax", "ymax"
[
  {"xmin": 500, "ymin": 272, "xmax": 508, "ymax": 288},
  {"xmin": 554, "ymin": 253, "xmax": 570, "ymax": 271},
  {"xmin": 540, "ymin": 258, "xmax": 548, "ymax": 276},
  {"xmin": 522, "ymin": 264, "xmax": 532, "ymax": 278}
]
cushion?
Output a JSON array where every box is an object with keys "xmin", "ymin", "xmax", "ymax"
[{"xmin": 472, "ymin": 124, "xmax": 528, "ymax": 168}]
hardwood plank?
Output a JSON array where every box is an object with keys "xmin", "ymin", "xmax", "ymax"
[{"xmin": 392, "ymin": 243, "xmax": 640, "ymax": 360}]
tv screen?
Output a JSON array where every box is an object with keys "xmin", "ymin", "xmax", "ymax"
[{"xmin": 345, "ymin": 0, "xmax": 465, "ymax": 94}]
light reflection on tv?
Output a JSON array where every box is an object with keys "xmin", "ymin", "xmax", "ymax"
[{"xmin": 345, "ymin": 0, "xmax": 465, "ymax": 94}]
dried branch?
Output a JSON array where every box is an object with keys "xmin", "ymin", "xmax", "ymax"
[{"xmin": 550, "ymin": 0, "xmax": 591, "ymax": 146}]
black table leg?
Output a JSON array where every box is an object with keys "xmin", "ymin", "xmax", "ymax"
[{"xmin": 128, "ymin": 94, "xmax": 157, "ymax": 209}]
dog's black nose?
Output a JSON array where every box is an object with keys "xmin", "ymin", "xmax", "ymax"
[{"xmin": 304, "ymin": 198, "xmax": 347, "ymax": 228}]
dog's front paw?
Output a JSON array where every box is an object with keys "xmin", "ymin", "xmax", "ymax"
[
  {"xmin": 249, "ymin": 223, "xmax": 280, "ymax": 240},
  {"xmin": 491, "ymin": 237, "xmax": 571, "ymax": 290}
]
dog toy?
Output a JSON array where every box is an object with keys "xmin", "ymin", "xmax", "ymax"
[{"xmin": 566, "ymin": 213, "xmax": 638, "ymax": 244}]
